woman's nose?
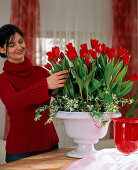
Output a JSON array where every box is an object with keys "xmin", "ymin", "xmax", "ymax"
[{"xmin": 16, "ymin": 43, "xmax": 22, "ymax": 49}]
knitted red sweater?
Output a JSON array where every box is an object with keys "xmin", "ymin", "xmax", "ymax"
[{"xmin": 0, "ymin": 57, "xmax": 59, "ymax": 154}]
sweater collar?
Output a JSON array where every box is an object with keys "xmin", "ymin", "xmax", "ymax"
[{"xmin": 3, "ymin": 57, "xmax": 33, "ymax": 77}]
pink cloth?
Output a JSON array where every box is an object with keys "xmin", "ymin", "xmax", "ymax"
[{"xmin": 62, "ymin": 148, "xmax": 138, "ymax": 170}]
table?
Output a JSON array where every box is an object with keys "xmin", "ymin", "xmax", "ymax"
[{"xmin": 0, "ymin": 148, "xmax": 78, "ymax": 170}]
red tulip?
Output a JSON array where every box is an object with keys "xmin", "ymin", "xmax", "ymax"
[
  {"xmin": 60, "ymin": 52, "xmax": 64, "ymax": 59},
  {"xmin": 58, "ymin": 60, "xmax": 62, "ymax": 65},
  {"xmin": 122, "ymin": 54, "xmax": 131, "ymax": 64},
  {"xmin": 44, "ymin": 63, "xmax": 52, "ymax": 70},
  {"xmin": 65, "ymin": 49, "xmax": 77, "ymax": 60},
  {"xmin": 52, "ymin": 46, "xmax": 60, "ymax": 56},
  {"xmin": 130, "ymin": 73, "xmax": 138, "ymax": 82},
  {"xmin": 119, "ymin": 47, "xmax": 128, "ymax": 56},
  {"xmin": 90, "ymin": 39, "xmax": 99, "ymax": 49},
  {"xmin": 89, "ymin": 49, "xmax": 98, "ymax": 60},
  {"xmin": 85, "ymin": 57, "xmax": 91, "ymax": 67},
  {"xmin": 107, "ymin": 48, "xmax": 117, "ymax": 59},
  {"xmin": 66, "ymin": 43, "xmax": 74, "ymax": 50},
  {"xmin": 46, "ymin": 51, "xmax": 58, "ymax": 63},
  {"xmin": 94, "ymin": 44, "xmax": 102, "ymax": 53},
  {"xmin": 80, "ymin": 43, "xmax": 88, "ymax": 51},
  {"xmin": 66, "ymin": 43, "xmax": 77, "ymax": 60},
  {"xmin": 46, "ymin": 46, "xmax": 60, "ymax": 63},
  {"xmin": 101, "ymin": 43, "xmax": 107, "ymax": 55},
  {"xmin": 79, "ymin": 43, "xmax": 89, "ymax": 58}
]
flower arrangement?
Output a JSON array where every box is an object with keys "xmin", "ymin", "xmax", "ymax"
[{"xmin": 35, "ymin": 39, "xmax": 138, "ymax": 125}]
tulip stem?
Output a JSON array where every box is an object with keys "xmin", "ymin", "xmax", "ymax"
[
  {"xmin": 74, "ymin": 60, "xmax": 78, "ymax": 73},
  {"xmin": 64, "ymin": 84, "xmax": 71, "ymax": 99}
]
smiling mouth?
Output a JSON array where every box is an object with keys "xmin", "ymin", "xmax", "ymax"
[{"xmin": 16, "ymin": 50, "xmax": 24, "ymax": 55}]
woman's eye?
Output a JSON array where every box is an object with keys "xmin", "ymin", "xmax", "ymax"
[
  {"xmin": 8, "ymin": 43, "xmax": 15, "ymax": 47},
  {"xmin": 19, "ymin": 39, "xmax": 23, "ymax": 44}
]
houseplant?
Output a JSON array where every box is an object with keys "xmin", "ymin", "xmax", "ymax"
[
  {"xmin": 35, "ymin": 39, "xmax": 137, "ymax": 124},
  {"xmin": 34, "ymin": 39, "xmax": 138, "ymax": 157}
]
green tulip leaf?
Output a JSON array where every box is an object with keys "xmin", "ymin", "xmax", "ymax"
[
  {"xmin": 84, "ymin": 68, "xmax": 95, "ymax": 101},
  {"xmin": 112, "ymin": 60, "xmax": 123, "ymax": 81},
  {"xmin": 68, "ymin": 83, "xmax": 75, "ymax": 98},
  {"xmin": 101, "ymin": 55, "xmax": 106, "ymax": 68},
  {"xmin": 112, "ymin": 83, "xmax": 122, "ymax": 95},
  {"xmin": 61, "ymin": 57, "xmax": 66, "ymax": 70},
  {"xmin": 71, "ymin": 70, "xmax": 84, "ymax": 98},
  {"xmin": 89, "ymin": 78, "xmax": 101, "ymax": 94},
  {"xmin": 53, "ymin": 88, "xmax": 59, "ymax": 95},
  {"xmin": 50, "ymin": 61, "xmax": 60, "ymax": 72},
  {"xmin": 104, "ymin": 63, "xmax": 114, "ymax": 88},
  {"xmin": 118, "ymin": 81, "xmax": 133, "ymax": 97},
  {"xmin": 115, "ymin": 66, "xmax": 128, "ymax": 83}
]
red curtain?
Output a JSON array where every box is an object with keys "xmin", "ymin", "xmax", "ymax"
[
  {"xmin": 110, "ymin": 0, "xmax": 138, "ymax": 138},
  {"xmin": 10, "ymin": 0, "xmax": 41, "ymax": 65},
  {"xmin": 4, "ymin": 0, "xmax": 41, "ymax": 140}
]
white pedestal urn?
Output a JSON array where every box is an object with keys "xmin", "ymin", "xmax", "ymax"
[{"xmin": 55, "ymin": 111, "xmax": 121, "ymax": 158}]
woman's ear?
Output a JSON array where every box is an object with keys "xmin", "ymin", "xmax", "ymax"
[{"xmin": 0, "ymin": 47, "xmax": 5, "ymax": 54}]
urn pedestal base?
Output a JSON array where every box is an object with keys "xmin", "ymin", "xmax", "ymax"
[{"xmin": 67, "ymin": 143, "xmax": 97, "ymax": 158}]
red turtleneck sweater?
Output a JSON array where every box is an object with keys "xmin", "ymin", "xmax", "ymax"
[{"xmin": 0, "ymin": 57, "xmax": 59, "ymax": 154}]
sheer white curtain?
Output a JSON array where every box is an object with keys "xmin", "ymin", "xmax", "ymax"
[
  {"xmin": 39, "ymin": 0, "xmax": 113, "ymax": 147},
  {"xmin": 39, "ymin": 0, "xmax": 113, "ymax": 65}
]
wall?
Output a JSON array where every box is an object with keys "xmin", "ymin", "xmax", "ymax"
[{"xmin": 0, "ymin": 0, "xmax": 11, "ymax": 139}]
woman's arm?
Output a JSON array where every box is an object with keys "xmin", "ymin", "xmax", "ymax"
[
  {"xmin": 0, "ymin": 70, "xmax": 68, "ymax": 111},
  {"xmin": 0, "ymin": 78, "xmax": 51, "ymax": 111}
]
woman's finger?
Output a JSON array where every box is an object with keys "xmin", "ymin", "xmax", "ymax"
[
  {"xmin": 58, "ymin": 74, "xmax": 69, "ymax": 80},
  {"xmin": 55, "ymin": 70, "xmax": 69, "ymax": 76},
  {"xmin": 58, "ymin": 79, "xmax": 67, "ymax": 84}
]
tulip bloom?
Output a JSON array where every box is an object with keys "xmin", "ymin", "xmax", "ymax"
[
  {"xmin": 65, "ymin": 49, "xmax": 77, "ymax": 60},
  {"xmin": 89, "ymin": 49, "xmax": 98, "ymax": 60},
  {"xmin": 52, "ymin": 46, "xmax": 60, "ymax": 56},
  {"xmin": 119, "ymin": 47, "xmax": 128, "ymax": 56},
  {"xmin": 122, "ymin": 54, "xmax": 131, "ymax": 64},
  {"xmin": 107, "ymin": 48, "xmax": 117, "ymax": 59},
  {"xmin": 101, "ymin": 43, "xmax": 107, "ymax": 55},
  {"xmin": 66, "ymin": 43, "xmax": 77, "ymax": 60},
  {"xmin": 60, "ymin": 52, "xmax": 64, "ymax": 59},
  {"xmin": 94, "ymin": 44, "xmax": 102, "ymax": 53},
  {"xmin": 46, "ymin": 51, "xmax": 58, "ymax": 63},
  {"xmin": 66, "ymin": 43, "xmax": 74, "ymax": 50},
  {"xmin": 79, "ymin": 43, "xmax": 89, "ymax": 58},
  {"xmin": 44, "ymin": 63, "xmax": 52, "ymax": 70},
  {"xmin": 46, "ymin": 46, "xmax": 60, "ymax": 63},
  {"xmin": 90, "ymin": 39, "xmax": 99, "ymax": 49},
  {"xmin": 85, "ymin": 57, "xmax": 91, "ymax": 67},
  {"xmin": 130, "ymin": 73, "xmax": 138, "ymax": 82}
]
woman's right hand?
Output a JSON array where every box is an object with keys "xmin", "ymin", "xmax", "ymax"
[{"xmin": 47, "ymin": 70, "xmax": 69, "ymax": 89}]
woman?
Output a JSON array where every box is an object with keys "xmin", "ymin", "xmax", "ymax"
[{"xmin": 0, "ymin": 24, "xmax": 68, "ymax": 163}]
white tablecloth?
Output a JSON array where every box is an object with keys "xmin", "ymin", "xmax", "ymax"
[{"xmin": 62, "ymin": 148, "xmax": 138, "ymax": 170}]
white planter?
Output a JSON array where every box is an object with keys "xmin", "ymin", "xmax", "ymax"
[{"xmin": 55, "ymin": 111, "xmax": 121, "ymax": 158}]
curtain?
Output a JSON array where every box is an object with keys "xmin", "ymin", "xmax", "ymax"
[
  {"xmin": 110, "ymin": 0, "xmax": 138, "ymax": 138},
  {"xmin": 4, "ymin": 0, "xmax": 41, "ymax": 140},
  {"xmin": 39, "ymin": 0, "xmax": 113, "ymax": 66},
  {"xmin": 10, "ymin": 0, "xmax": 41, "ymax": 65}
]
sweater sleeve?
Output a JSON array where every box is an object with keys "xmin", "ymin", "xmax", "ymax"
[{"xmin": 0, "ymin": 78, "xmax": 52, "ymax": 111}]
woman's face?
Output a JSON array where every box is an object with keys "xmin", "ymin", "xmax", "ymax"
[{"xmin": 0, "ymin": 32, "xmax": 26, "ymax": 63}]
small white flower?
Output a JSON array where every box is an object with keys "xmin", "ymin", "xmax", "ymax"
[{"xmin": 74, "ymin": 104, "xmax": 78, "ymax": 108}]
